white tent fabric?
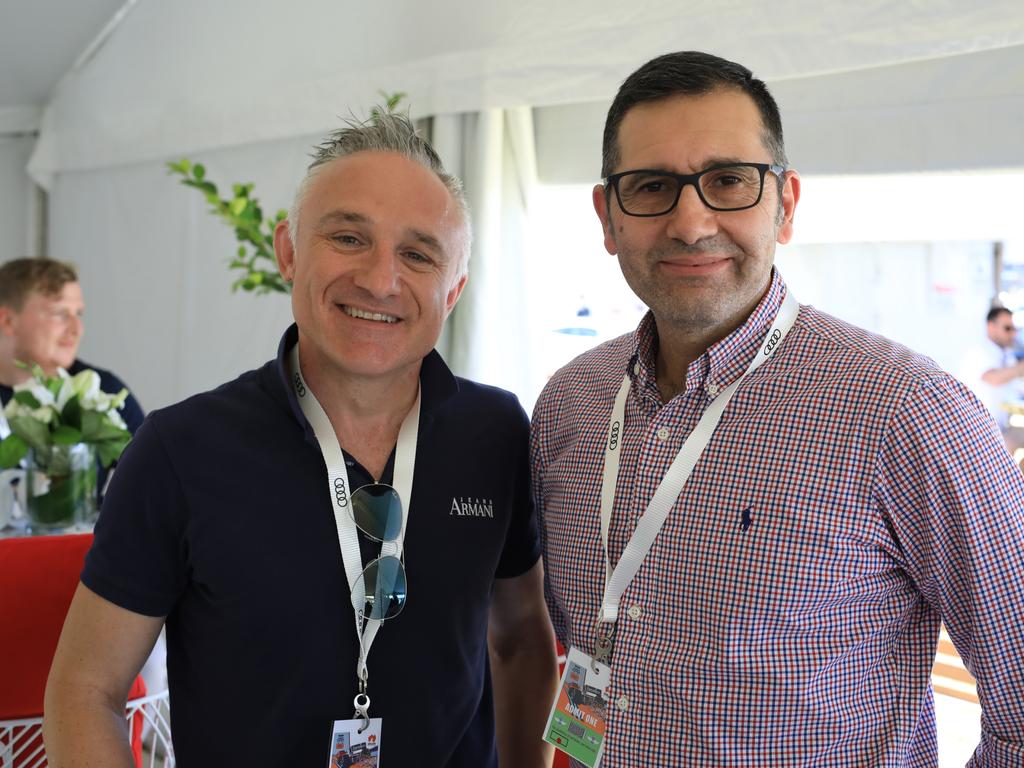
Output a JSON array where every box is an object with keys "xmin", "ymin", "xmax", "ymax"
[
  {"xmin": 21, "ymin": 0, "xmax": 1024, "ymax": 408},
  {"xmin": 28, "ymin": 0, "xmax": 1024, "ymax": 183},
  {"xmin": 437, "ymin": 107, "xmax": 536, "ymax": 397}
]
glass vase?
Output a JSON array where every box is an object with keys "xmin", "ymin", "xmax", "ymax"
[{"xmin": 25, "ymin": 443, "xmax": 97, "ymax": 534}]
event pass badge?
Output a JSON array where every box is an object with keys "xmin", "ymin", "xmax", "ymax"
[
  {"xmin": 543, "ymin": 647, "xmax": 610, "ymax": 767},
  {"xmin": 326, "ymin": 717, "xmax": 382, "ymax": 767}
]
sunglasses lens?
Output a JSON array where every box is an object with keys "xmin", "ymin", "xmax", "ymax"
[
  {"xmin": 351, "ymin": 556, "xmax": 407, "ymax": 620},
  {"xmin": 351, "ymin": 484, "xmax": 402, "ymax": 541}
]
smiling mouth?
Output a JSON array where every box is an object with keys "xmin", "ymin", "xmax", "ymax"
[{"xmin": 341, "ymin": 305, "xmax": 399, "ymax": 324}]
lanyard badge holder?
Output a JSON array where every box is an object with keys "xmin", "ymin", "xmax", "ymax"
[
  {"xmin": 543, "ymin": 292, "xmax": 800, "ymax": 768},
  {"xmin": 288, "ymin": 344, "xmax": 418, "ymax": 764}
]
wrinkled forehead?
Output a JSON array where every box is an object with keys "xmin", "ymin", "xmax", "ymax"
[
  {"xmin": 310, "ymin": 153, "xmax": 465, "ymax": 231},
  {"xmin": 616, "ymin": 90, "xmax": 770, "ymax": 170}
]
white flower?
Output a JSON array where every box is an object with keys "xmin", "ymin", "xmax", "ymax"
[
  {"xmin": 12, "ymin": 379, "xmax": 56, "ymax": 409},
  {"xmin": 69, "ymin": 369, "xmax": 103, "ymax": 410},
  {"xmin": 106, "ymin": 410, "xmax": 127, "ymax": 431},
  {"xmin": 30, "ymin": 406, "xmax": 54, "ymax": 424}
]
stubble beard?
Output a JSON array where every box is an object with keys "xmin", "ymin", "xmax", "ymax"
[{"xmin": 618, "ymin": 236, "xmax": 776, "ymax": 332}]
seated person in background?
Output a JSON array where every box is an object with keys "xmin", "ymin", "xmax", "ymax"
[
  {"xmin": 0, "ymin": 256, "xmax": 144, "ymax": 433},
  {"xmin": 0, "ymin": 257, "xmax": 144, "ymax": 512},
  {"xmin": 963, "ymin": 306, "xmax": 1024, "ymax": 452}
]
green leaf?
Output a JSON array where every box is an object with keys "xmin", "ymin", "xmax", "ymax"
[
  {"xmin": 9, "ymin": 416, "xmax": 50, "ymax": 453},
  {"xmin": 0, "ymin": 434, "xmax": 29, "ymax": 468},
  {"xmin": 80, "ymin": 411, "xmax": 129, "ymax": 443},
  {"xmin": 229, "ymin": 197, "xmax": 247, "ymax": 216},
  {"xmin": 61, "ymin": 395, "xmax": 82, "ymax": 429},
  {"xmin": 96, "ymin": 435, "xmax": 131, "ymax": 468},
  {"xmin": 52, "ymin": 425, "xmax": 83, "ymax": 445},
  {"xmin": 46, "ymin": 378, "xmax": 62, "ymax": 398},
  {"xmin": 13, "ymin": 390, "xmax": 41, "ymax": 409},
  {"xmin": 192, "ymin": 163, "xmax": 206, "ymax": 180}
]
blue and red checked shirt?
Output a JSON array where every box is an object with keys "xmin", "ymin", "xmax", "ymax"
[{"xmin": 531, "ymin": 269, "xmax": 1024, "ymax": 767}]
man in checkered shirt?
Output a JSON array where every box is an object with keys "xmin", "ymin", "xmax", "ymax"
[{"xmin": 531, "ymin": 51, "xmax": 1024, "ymax": 767}]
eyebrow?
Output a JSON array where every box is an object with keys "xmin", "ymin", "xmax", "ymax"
[
  {"xmin": 315, "ymin": 210, "xmax": 369, "ymax": 229},
  {"xmin": 315, "ymin": 210, "xmax": 448, "ymax": 257},
  {"xmin": 408, "ymin": 228, "xmax": 445, "ymax": 256}
]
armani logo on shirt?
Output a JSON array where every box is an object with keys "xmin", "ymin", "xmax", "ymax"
[{"xmin": 450, "ymin": 497, "xmax": 495, "ymax": 518}]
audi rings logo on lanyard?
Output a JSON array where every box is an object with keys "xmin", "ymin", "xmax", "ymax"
[{"xmin": 334, "ymin": 477, "xmax": 349, "ymax": 508}]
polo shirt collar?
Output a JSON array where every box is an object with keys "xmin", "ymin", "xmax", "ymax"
[
  {"xmin": 629, "ymin": 268, "xmax": 789, "ymax": 402},
  {"xmin": 272, "ymin": 324, "xmax": 460, "ymax": 445}
]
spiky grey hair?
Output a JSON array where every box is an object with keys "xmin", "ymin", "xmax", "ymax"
[{"xmin": 287, "ymin": 111, "xmax": 471, "ymax": 279}]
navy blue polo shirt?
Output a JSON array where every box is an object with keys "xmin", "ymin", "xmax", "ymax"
[{"xmin": 82, "ymin": 326, "xmax": 539, "ymax": 767}]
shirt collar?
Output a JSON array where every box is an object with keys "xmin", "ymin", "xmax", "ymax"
[
  {"xmin": 629, "ymin": 268, "xmax": 790, "ymax": 401},
  {"xmin": 272, "ymin": 324, "xmax": 459, "ymax": 445}
]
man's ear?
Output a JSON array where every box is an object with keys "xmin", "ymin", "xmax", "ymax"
[
  {"xmin": 776, "ymin": 170, "xmax": 801, "ymax": 245},
  {"xmin": 0, "ymin": 305, "xmax": 16, "ymax": 338},
  {"xmin": 592, "ymin": 184, "xmax": 618, "ymax": 256},
  {"xmin": 274, "ymin": 219, "xmax": 296, "ymax": 282},
  {"xmin": 444, "ymin": 274, "xmax": 468, "ymax": 317}
]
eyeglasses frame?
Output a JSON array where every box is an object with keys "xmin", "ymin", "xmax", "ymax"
[{"xmin": 604, "ymin": 162, "xmax": 787, "ymax": 217}]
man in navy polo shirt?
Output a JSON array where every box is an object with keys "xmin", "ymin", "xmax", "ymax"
[{"xmin": 44, "ymin": 112, "xmax": 557, "ymax": 767}]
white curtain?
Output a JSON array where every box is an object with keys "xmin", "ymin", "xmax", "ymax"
[
  {"xmin": 430, "ymin": 108, "xmax": 536, "ymax": 397},
  {"xmin": 48, "ymin": 136, "xmax": 303, "ymax": 411}
]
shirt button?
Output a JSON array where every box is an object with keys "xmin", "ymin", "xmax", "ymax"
[
  {"xmin": 617, "ymin": 695, "xmax": 630, "ymax": 711},
  {"xmin": 706, "ymin": 382, "xmax": 720, "ymax": 396},
  {"xmin": 627, "ymin": 604, "xmax": 642, "ymax": 620},
  {"xmin": 633, "ymin": 362, "xmax": 641, "ymax": 376},
  {"xmin": 656, "ymin": 427, "xmax": 670, "ymax": 441}
]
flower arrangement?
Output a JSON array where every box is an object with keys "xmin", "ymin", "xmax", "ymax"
[{"xmin": 0, "ymin": 365, "xmax": 132, "ymax": 470}]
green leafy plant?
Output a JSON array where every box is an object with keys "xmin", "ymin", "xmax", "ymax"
[
  {"xmin": 166, "ymin": 159, "xmax": 290, "ymax": 294},
  {"xmin": 0, "ymin": 365, "xmax": 132, "ymax": 469},
  {"xmin": 166, "ymin": 91, "xmax": 409, "ymax": 297}
]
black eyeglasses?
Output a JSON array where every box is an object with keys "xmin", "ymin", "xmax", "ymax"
[
  {"xmin": 349, "ymin": 483, "xmax": 407, "ymax": 621},
  {"xmin": 605, "ymin": 163, "xmax": 786, "ymax": 216}
]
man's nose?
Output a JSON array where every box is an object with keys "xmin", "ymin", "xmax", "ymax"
[
  {"xmin": 353, "ymin": 247, "xmax": 401, "ymax": 298},
  {"xmin": 664, "ymin": 183, "xmax": 718, "ymax": 244}
]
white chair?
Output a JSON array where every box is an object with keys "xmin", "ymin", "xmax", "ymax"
[{"xmin": 0, "ymin": 688, "xmax": 174, "ymax": 768}]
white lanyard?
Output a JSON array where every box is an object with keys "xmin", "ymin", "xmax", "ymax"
[
  {"xmin": 595, "ymin": 292, "xmax": 799, "ymax": 646},
  {"xmin": 287, "ymin": 343, "xmax": 419, "ymax": 703}
]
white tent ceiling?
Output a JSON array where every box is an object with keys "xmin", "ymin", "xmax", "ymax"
[
  {"xmin": 0, "ymin": 0, "xmax": 126, "ymax": 136},
  {"xmin": 23, "ymin": 0, "xmax": 1024, "ymax": 182}
]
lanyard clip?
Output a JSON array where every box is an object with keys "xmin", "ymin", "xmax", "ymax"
[
  {"xmin": 592, "ymin": 617, "xmax": 616, "ymax": 672},
  {"xmin": 353, "ymin": 666, "xmax": 371, "ymax": 733}
]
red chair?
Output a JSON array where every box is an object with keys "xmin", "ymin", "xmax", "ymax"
[{"xmin": 0, "ymin": 533, "xmax": 147, "ymax": 766}]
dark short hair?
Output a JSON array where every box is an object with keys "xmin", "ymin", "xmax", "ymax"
[
  {"xmin": 987, "ymin": 306, "xmax": 1012, "ymax": 324},
  {"xmin": 0, "ymin": 257, "xmax": 79, "ymax": 310},
  {"xmin": 602, "ymin": 51, "xmax": 787, "ymax": 179}
]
